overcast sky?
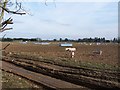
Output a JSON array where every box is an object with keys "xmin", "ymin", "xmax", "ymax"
[{"xmin": 1, "ymin": 1, "xmax": 118, "ymax": 40}]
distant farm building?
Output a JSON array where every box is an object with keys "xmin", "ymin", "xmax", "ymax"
[
  {"xmin": 41, "ymin": 42, "xmax": 50, "ymax": 45},
  {"xmin": 59, "ymin": 43, "xmax": 73, "ymax": 47},
  {"xmin": 34, "ymin": 42, "xmax": 50, "ymax": 45},
  {"xmin": 20, "ymin": 41, "xmax": 28, "ymax": 44}
]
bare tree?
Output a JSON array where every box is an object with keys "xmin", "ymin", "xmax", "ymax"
[
  {"xmin": 0, "ymin": 0, "xmax": 26, "ymax": 32},
  {"xmin": 0, "ymin": 0, "xmax": 26, "ymax": 55}
]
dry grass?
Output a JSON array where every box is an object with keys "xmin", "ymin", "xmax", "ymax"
[{"xmin": 2, "ymin": 70, "xmax": 44, "ymax": 89}]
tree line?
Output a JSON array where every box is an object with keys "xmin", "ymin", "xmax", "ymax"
[{"xmin": 1, "ymin": 37, "xmax": 119, "ymax": 43}]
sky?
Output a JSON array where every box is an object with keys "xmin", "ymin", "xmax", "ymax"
[{"xmin": 1, "ymin": 1, "xmax": 118, "ymax": 40}]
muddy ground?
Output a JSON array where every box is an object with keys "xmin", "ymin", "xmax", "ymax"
[
  {"xmin": 2, "ymin": 42, "xmax": 119, "ymax": 66},
  {"xmin": 1, "ymin": 42, "xmax": 120, "ymax": 89}
]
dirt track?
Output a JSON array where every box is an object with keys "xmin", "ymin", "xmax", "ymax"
[
  {"xmin": 2, "ymin": 56, "xmax": 120, "ymax": 89},
  {"xmin": 1, "ymin": 61, "xmax": 85, "ymax": 89},
  {"xmin": 1, "ymin": 42, "xmax": 120, "ymax": 89}
]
